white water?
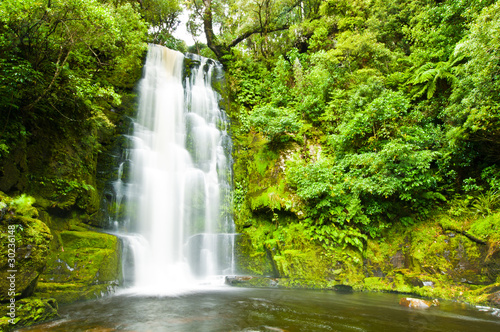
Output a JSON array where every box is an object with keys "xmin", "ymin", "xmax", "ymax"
[{"xmin": 115, "ymin": 45, "xmax": 235, "ymax": 295}]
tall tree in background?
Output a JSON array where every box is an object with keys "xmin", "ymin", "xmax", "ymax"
[
  {"xmin": 186, "ymin": 0, "xmax": 319, "ymax": 63},
  {"xmin": 137, "ymin": 0, "xmax": 183, "ymax": 46}
]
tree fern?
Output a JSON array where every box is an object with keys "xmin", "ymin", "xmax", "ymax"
[{"xmin": 406, "ymin": 55, "xmax": 462, "ymax": 99}]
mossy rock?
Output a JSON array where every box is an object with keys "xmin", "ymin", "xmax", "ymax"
[
  {"xmin": 0, "ymin": 297, "xmax": 58, "ymax": 331},
  {"xmin": 0, "ymin": 193, "xmax": 52, "ymax": 302},
  {"xmin": 235, "ymin": 233, "xmax": 277, "ymax": 276},
  {"xmin": 37, "ymin": 230, "xmax": 121, "ymax": 303},
  {"xmin": 35, "ymin": 282, "xmax": 117, "ymax": 304}
]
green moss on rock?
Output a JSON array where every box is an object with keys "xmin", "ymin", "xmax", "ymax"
[
  {"xmin": 37, "ymin": 230, "xmax": 121, "ymax": 304},
  {"xmin": 0, "ymin": 192, "xmax": 52, "ymax": 301},
  {"xmin": 0, "ymin": 297, "xmax": 58, "ymax": 332}
]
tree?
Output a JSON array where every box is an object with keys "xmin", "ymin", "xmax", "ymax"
[
  {"xmin": 186, "ymin": 0, "xmax": 308, "ymax": 63},
  {"xmin": 0, "ymin": 0, "xmax": 147, "ymax": 118},
  {"xmin": 0, "ymin": 0, "xmax": 147, "ymax": 158},
  {"xmin": 138, "ymin": 0, "xmax": 183, "ymax": 45}
]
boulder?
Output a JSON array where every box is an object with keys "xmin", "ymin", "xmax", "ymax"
[
  {"xmin": 36, "ymin": 230, "xmax": 121, "ymax": 304},
  {"xmin": 0, "ymin": 297, "xmax": 58, "ymax": 331},
  {"xmin": 487, "ymin": 291, "xmax": 500, "ymax": 308},
  {"xmin": 0, "ymin": 193, "xmax": 52, "ymax": 302},
  {"xmin": 399, "ymin": 297, "xmax": 439, "ymax": 309}
]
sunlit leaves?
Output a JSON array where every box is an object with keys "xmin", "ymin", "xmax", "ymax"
[{"xmin": 141, "ymin": 0, "xmax": 182, "ymax": 44}]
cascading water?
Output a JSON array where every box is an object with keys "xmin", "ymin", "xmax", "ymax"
[{"xmin": 114, "ymin": 44, "xmax": 235, "ymax": 294}]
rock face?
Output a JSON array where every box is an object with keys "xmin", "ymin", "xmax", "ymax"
[
  {"xmin": 0, "ymin": 193, "xmax": 52, "ymax": 301},
  {"xmin": 399, "ymin": 297, "xmax": 439, "ymax": 309}
]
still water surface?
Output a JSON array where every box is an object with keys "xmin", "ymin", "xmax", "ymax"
[{"xmin": 17, "ymin": 287, "xmax": 500, "ymax": 331}]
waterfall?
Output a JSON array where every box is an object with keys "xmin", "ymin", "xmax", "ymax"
[{"xmin": 115, "ymin": 44, "xmax": 235, "ymax": 294}]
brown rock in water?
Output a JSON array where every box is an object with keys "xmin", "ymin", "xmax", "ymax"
[
  {"xmin": 399, "ymin": 297, "xmax": 439, "ymax": 309},
  {"xmin": 488, "ymin": 291, "xmax": 500, "ymax": 307}
]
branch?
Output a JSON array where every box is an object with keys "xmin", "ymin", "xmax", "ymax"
[
  {"xmin": 228, "ymin": 25, "xmax": 289, "ymax": 48},
  {"xmin": 202, "ymin": 0, "xmax": 225, "ymax": 59},
  {"xmin": 24, "ymin": 45, "xmax": 71, "ymax": 111},
  {"xmin": 441, "ymin": 226, "xmax": 487, "ymax": 245}
]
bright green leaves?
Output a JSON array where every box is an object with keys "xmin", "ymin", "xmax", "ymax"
[
  {"xmin": 406, "ymin": 58, "xmax": 459, "ymax": 99},
  {"xmin": 309, "ymin": 224, "xmax": 367, "ymax": 252},
  {"xmin": 330, "ymin": 89, "xmax": 410, "ymax": 152},
  {"xmin": 292, "ymin": 54, "xmax": 332, "ymax": 121},
  {"xmin": 441, "ymin": 1, "xmax": 500, "ymax": 164},
  {"xmin": 328, "ymin": 87, "xmax": 443, "ymax": 219},
  {"xmin": 286, "ymin": 156, "xmax": 371, "ymax": 248},
  {"xmin": 228, "ymin": 56, "xmax": 271, "ymax": 107},
  {"xmin": 331, "ymin": 30, "xmax": 394, "ymax": 74},
  {"xmin": 249, "ymin": 104, "xmax": 302, "ymax": 145}
]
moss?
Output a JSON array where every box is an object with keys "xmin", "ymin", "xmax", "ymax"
[
  {"xmin": 35, "ymin": 282, "xmax": 117, "ymax": 304},
  {"xmin": 235, "ymin": 233, "xmax": 276, "ymax": 276},
  {"xmin": 0, "ymin": 297, "xmax": 58, "ymax": 331},
  {"xmin": 470, "ymin": 212, "xmax": 500, "ymax": 256},
  {"xmin": 0, "ymin": 192, "xmax": 52, "ymax": 301},
  {"xmin": 37, "ymin": 230, "xmax": 121, "ymax": 304}
]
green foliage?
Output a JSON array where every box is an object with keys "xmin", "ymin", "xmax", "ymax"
[
  {"xmin": 139, "ymin": 0, "xmax": 182, "ymax": 44},
  {"xmin": 249, "ymin": 104, "xmax": 302, "ymax": 145},
  {"xmin": 35, "ymin": 176, "xmax": 95, "ymax": 202},
  {"xmin": 227, "ymin": 56, "xmax": 271, "ymax": 107},
  {"xmin": 443, "ymin": 2, "xmax": 500, "ymax": 163},
  {"xmin": 224, "ymin": 0, "xmax": 500, "ymax": 263},
  {"xmin": 406, "ymin": 57, "xmax": 460, "ymax": 99},
  {"xmin": 472, "ymin": 190, "xmax": 500, "ymax": 217},
  {"xmin": 0, "ymin": 0, "xmax": 148, "ymax": 145}
]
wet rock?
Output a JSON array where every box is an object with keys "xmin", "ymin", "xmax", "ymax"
[
  {"xmin": 225, "ymin": 275, "xmax": 279, "ymax": 288},
  {"xmin": 36, "ymin": 230, "xmax": 121, "ymax": 304},
  {"xmin": 422, "ymin": 281, "xmax": 434, "ymax": 287},
  {"xmin": 371, "ymin": 267, "xmax": 385, "ymax": 278},
  {"xmin": 408, "ymin": 277, "xmax": 424, "ymax": 287},
  {"xmin": 390, "ymin": 250, "xmax": 406, "ymax": 269},
  {"xmin": 399, "ymin": 297, "xmax": 439, "ymax": 309},
  {"xmin": 225, "ymin": 275, "xmax": 255, "ymax": 285},
  {"xmin": 332, "ymin": 285, "xmax": 353, "ymax": 293}
]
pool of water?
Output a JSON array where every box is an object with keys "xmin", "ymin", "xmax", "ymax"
[{"xmin": 16, "ymin": 287, "xmax": 500, "ymax": 331}]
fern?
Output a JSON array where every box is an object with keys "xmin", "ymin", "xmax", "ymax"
[{"xmin": 406, "ymin": 55, "xmax": 462, "ymax": 99}]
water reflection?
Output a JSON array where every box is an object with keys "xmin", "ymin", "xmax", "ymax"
[{"xmin": 17, "ymin": 288, "xmax": 500, "ymax": 332}]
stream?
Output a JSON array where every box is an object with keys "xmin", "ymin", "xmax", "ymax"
[{"xmin": 16, "ymin": 287, "xmax": 500, "ymax": 331}]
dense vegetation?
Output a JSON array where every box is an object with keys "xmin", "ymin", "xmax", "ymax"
[
  {"xmin": 1, "ymin": 0, "xmax": 500, "ymax": 328},
  {"xmin": 188, "ymin": 0, "xmax": 500, "ymax": 300},
  {"xmin": 186, "ymin": 0, "xmax": 500, "ymax": 255}
]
